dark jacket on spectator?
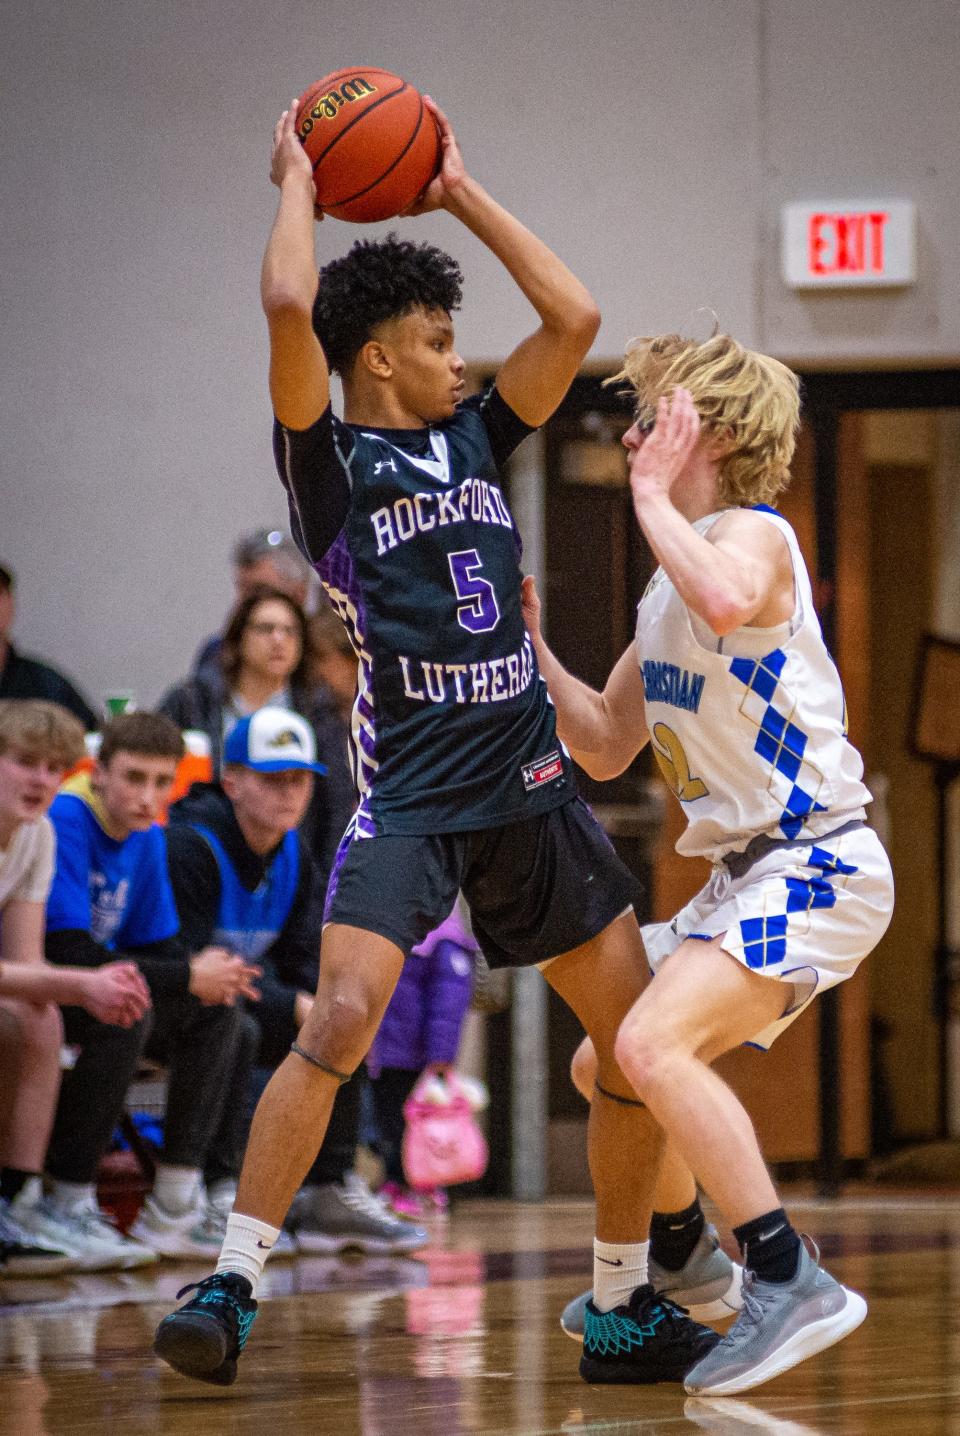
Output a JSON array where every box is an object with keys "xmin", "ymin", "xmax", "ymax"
[
  {"xmin": 157, "ymin": 667, "xmax": 355, "ymax": 891},
  {"xmin": 165, "ymin": 782, "xmax": 322, "ymax": 1039},
  {"xmin": 0, "ymin": 643, "xmax": 98, "ymax": 730}
]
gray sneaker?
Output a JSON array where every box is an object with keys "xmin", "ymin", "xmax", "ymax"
[
  {"xmin": 284, "ymin": 1172, "xmax": 430, "ymax": 1255},
  {"xmin": 683, "ymin": 1239, "xmax": 867, "ymax": 1396},
  {"xmin": 0, "ymin": 1198, "xmax": 78, "ymax": 1278},
  {"xmin": 561, "ymin": 1224, "xmax": 743, "ymax": 1341}
]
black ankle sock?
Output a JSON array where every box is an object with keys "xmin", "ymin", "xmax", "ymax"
[
  {"xmin": 650, "ymin": 1198, "xmax": 706, "ymax": 1271},
  {"xmin": 0, "ymin": 1168, "xmax": 34, "ymax": 1203},
  {"xmin": 733, "ymin": 1207, "xmax": 802, "ymax": 1283}
]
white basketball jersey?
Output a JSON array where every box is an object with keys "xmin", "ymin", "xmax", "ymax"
[{"xmin": 635, "ymin": 506, "xmax": 871, "ymax": 861}]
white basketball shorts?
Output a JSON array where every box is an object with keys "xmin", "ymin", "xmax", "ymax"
[{"xmin": 641, "ymin": 823, "xmax": 894, "ymax": 1050}]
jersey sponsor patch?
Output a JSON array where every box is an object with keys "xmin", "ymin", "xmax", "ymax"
[{"xmin": 521, "ymin": 750, "xmax": 563, "ymax": 791}]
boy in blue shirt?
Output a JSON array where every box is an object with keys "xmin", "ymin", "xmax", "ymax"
[
  {"xmin": 152, "ymin": 705, "xmax": 426, "ymax": 1257},
  {"xmin": 10, "ymin": 712, "xmax": 259, "ymax": 1271}
]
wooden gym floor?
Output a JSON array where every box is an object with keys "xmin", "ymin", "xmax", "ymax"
[{"xmin": 2, "ymin": 1192, "xmax": 960, "ymax": 1435}]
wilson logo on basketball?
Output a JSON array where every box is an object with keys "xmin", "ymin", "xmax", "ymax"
[{"xmin": 298, "ymin": 77, "xmax": 377, "ymax": 135}]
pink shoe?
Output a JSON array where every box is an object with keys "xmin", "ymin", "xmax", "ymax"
[{"xmin": 380, "ymin": 1182, "xmax": 425, "ymax": 1220}]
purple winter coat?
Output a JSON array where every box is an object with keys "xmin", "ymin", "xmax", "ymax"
[{"xmin": 368, "ymin": 907, "xmax": 479, "ymax": 1075}]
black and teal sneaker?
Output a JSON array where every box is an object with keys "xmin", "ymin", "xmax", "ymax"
[
  {"xmin": 579, "ymin": 1283, "xmax": 720, "ymax": 1385},
  {"xmin": 153, "ymin": 1272, "xmax": 258, "ymax": 1385}
]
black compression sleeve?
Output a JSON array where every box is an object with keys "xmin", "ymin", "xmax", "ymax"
[
  {"xmin": 273, "ymin": 407, "xmax": 353, "ymax": 562},
  {"xmin": 479, "ymin": 387, "xmax": 536, "ymax": 470}
]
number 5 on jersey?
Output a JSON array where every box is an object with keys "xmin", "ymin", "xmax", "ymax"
[{"xmin": 448, "ymin": 549, "xmax": 501, "ymax": 634}]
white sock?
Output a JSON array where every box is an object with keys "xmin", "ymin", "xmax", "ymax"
[
  {"xmin": 593, "ymin": 1238, "xmax": 650, "ymax": 1313},
  {"xmin": 152, "ymin": 1164, "xmax": 203, "ymax": 1214},
  {"xmin": 216, "ymin": 1212, "xmax": 282, "ymax": 1295},
  {"xmin": 49, "ymin": 1180, "xmax": 97, "ymax": 1213}
]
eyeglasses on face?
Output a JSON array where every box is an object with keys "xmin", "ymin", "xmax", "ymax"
[{"xmin": 247, "ymin": 620, "xmax": 299, "ymax": 639}]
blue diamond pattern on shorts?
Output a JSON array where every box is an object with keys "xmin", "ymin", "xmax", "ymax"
[
  {"xmin": 808, "ymin": 845, "xmax": 858, "ymax": 877},
  {"xmin": 730, "ymin": 650, "xmax": 827, "ymax": 839},
  {"xmin": 740, "ymin": 914, "xmax": 788, "ymax": 968},
  {"xmin": 785, "ymin": 875, "xmax": 837, "ymax": 912}
]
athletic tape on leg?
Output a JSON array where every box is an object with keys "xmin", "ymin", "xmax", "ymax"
[
  {"xmin": 594, "ymin": 1079, "xmax": 646, "ymax": 1109},
  {"xmin": 290, "ymin": 1042, "xmax": 351, "ymax": 1083}
]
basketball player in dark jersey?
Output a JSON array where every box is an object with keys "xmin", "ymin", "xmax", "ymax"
[{"xmin": 154, "ymin": 97, "xmax": 720, "ymax": 1389}]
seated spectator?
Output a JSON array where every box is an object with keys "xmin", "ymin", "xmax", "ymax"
[
  {"xmin": 369, "ymin": 902, "xmax": 479, "ymax": 1218},
  {"xmin": 305, "ymin": 602, "xmax": 360, "ymax": 727},
  {"xmin": 0, "ymin": 700, "xmax": 150, "ymax": 1277},
  {"xmin": 159, "ymin": 588, "xmax": 354, "ymax": 889},
  {"xmin": 161, "ymin": 706, "xmax": 427, "ymax": 1256},
  {"xmin": 8, "ymin": 712, "xmax": 259, "ymax": 1272},
  {"xmin": 0, "ymin": 566, "xmax": 98, "ymax": 730},
  {"xmin": 193, "ymin": 530, "xmax": 313, "ymax": 677}
]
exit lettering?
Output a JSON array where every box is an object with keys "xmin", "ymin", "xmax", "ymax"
[{"xmin": 808, "ymin": 211, "xmax": 889, "ymax": 277}]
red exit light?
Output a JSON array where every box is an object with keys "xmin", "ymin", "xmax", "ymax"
[
  {"xmin": 782, "ymin": 200, "xmax": 915, "ymax": 288},
  {"xmin": 808, "ymin": 211, "xmax": 888, "ymax": 277}
]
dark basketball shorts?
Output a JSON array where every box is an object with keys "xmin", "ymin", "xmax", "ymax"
[{"xmin": 323, "ymin": 796, "xmax": 641, "ymax": 969}]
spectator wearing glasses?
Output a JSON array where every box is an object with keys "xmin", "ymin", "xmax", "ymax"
[
  {"xmin": 159, "ymin": 590, "xmax": 354, "ymax": 892},
  {"xmin": 192, "ymin": 530, "xmax": 314, "ymax": 679}
]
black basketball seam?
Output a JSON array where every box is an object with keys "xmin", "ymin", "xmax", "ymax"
[
  {"xmin": 328, "ymin": 96, "xmax": 433, "ymax": 211},
  {"xmin": 307, "ymin": 78, "xmax": 408, "ymax": 174}
]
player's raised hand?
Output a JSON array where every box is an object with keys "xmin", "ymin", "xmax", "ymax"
[
  {"xmin": 628, "ymin": 387, "xmax": 702, "ymax": 506},
  {"xmin": 271, "ymin": 101, "xmax": 321, "ymax": 216},
  {"xmin": 399, "ymin": 97, "xmax": 466, "ymax": 215}
]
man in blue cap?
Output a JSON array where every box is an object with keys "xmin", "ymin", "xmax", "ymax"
[{"xmin": 134, "ymin": 706, "xmax": 427, "ymax": 1259}]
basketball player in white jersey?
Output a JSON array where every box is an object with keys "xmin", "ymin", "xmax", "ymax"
[{"xmin": 522, "ymin": 331, "xmax": 894, "ymax": 1396}]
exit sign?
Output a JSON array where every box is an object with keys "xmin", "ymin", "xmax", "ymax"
[{"xmin": 781, "ymin": 201, "xmax": 916, "ymax": 288}]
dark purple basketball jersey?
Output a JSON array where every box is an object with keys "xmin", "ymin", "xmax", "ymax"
[{"xmin": 273, "ymin": 388, "xmax": 575, "ymax": 835}]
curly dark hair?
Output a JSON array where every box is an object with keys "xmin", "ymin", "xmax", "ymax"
[{"xmin": 313, "ymin": 232, "xmax": 463, "ymax": 375}]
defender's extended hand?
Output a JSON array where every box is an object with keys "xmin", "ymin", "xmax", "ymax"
[
  {"xmin": 629, "ymin": 388, "xmax": 702, "ymax": 505},
  {"xmin": 520, "ymin": 575, "xmax": 543, "ymax": 643}
]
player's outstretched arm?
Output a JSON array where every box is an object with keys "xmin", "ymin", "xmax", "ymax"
[
  {"xmin": 521, "ymin": 577, "xmax": 648, "ymax": 780},
  {"xmin": 261, "ymin": 102, "xmax": 330, "ymax": 431},
  {"xmin": 405, "ymin": 99, "xmax": 599, "ymax": 427}
]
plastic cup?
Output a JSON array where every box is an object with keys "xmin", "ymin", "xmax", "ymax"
[{"xmin": 103, "ymin": 692, "xmax": 137, "ymax": 719}]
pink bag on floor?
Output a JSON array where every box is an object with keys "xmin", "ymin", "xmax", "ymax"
[{"xmin": 401, "ymin": 1071, "xmax": 489, "ymax": 1191}]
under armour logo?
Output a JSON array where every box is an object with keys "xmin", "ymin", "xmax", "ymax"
[{"xmin": 374, "ymin": 458, "xmax": 397, "ymax": 475}]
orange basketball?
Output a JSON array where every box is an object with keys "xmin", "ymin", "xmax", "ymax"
[{"xmin": 295, "ymin": 67, "xmax": 441, "ymax": 223}]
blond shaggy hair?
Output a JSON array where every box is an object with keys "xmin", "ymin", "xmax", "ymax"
[
  {"xmin": 609, "ymin": 333, "xmax": 801, "ymax": 506},
  {"xmin": 0, "ymin": 700, "xmax": 86, "ymax": 770}
]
